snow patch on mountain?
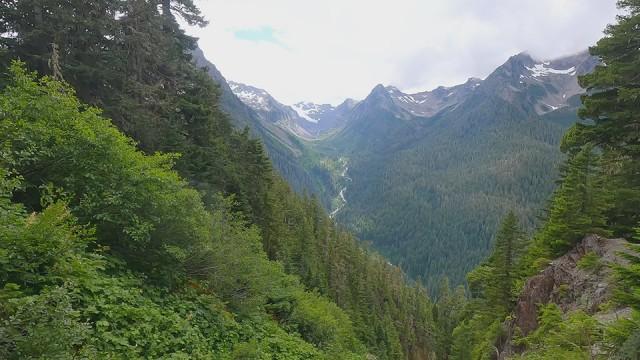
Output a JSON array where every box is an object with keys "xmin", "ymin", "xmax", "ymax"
[
  {"xmin": 378, "ymin": 78, "xmax": 483, "ymax": 118},
  {"xmin": 526, "ymin": 63, "xmax": 577, "ymax": 77},
  {"xmin": 291, "ymin": 104, "xmax": 319, "ymax": 123},
  {"xmin": 229, "ymin": 82, "xmax": 272, "ymax": 111}
]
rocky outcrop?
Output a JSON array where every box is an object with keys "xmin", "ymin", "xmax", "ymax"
[{"xmin": 514, "ymin": 235, "xmax": 630, "ymax": 335}]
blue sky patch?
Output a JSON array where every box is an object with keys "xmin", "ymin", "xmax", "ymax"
[{"xmin": 233, "ymin": 26, "xmax": 284, "ymax": 46}]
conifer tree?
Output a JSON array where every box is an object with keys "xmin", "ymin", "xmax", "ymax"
[
  {"xmin": 607, "ymin": 226, "xmax": 640, "ymax": 358},
  {"xmin": 485, "ymin": 211, "xmax": 525, "ymax": 312},
  {"xmin": 467, "ymin": 212, "xmax": 525, "ymax": 312},
  {"xmin": 565, "ymin": 0, "xmax": 640, "ymax": 234},
  {"xmin": 538, "ymin": 146, "xmax": 610, "ymax": 254},
  {"xmin": 1, "ymin": 2, "xmax": 442, "ymax": 357}
]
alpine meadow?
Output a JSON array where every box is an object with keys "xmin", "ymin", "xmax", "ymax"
[{"xmin": 1, "ymin": 0, "xmax": 639, "ymax": 359}]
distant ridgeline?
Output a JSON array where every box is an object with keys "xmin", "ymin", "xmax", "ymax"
[{"xmin": 0, "ymin": 1, "xmax": 436, "ymax": 359}]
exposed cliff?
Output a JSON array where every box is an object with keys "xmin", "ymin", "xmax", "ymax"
[{"xmin": 501, "ymin": 235, "xmax": 634, "ymax": 358}]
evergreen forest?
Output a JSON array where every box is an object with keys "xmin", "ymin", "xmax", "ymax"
[{"xmin": 1, "ymin": 0, "xmax": 640, "ymax": 359}]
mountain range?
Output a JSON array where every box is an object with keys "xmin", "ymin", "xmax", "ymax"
[
  {"xmin": 228, "ymin": 80, "xmax": 355, "ymax": 139},
  {"xmin": 194, "ymin": 48, "xmax": 597, "ymax": 290},
  {"xmin": 327, "ymin": 51, "xmax": 596, "ymax": 289}
]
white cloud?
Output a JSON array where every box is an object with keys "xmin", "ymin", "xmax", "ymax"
[{"xmin": 185, "ymin": 0, "xmax": 618, "ymax": 105}]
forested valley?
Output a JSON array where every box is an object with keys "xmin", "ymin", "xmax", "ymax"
[{"xmin": 1, "ymin": 0, "xmax": 640, "ymax": 359}]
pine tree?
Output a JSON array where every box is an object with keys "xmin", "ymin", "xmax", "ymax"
[
  {"xmin": 575, "ymin": 0, "xmax": 640, "ymax": 160},
  {"xmin": 485, "ymin": 212, "xmax": 525, "ymax": 313},
  {"xmin": 538, "ymin": 146, "xmax": 610, "ymax": 254},
  {"xmin": 612, "ymin": 226, "xmax": 640, "ymax": 311},
  {"xmin": 565, "ymin": 0, "xmax": 640, "ymax": 235},
  {"xmin": 0, "ymin": 0, "xmax": 121, "ymax": 93}
]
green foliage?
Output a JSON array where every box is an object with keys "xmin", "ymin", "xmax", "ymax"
[
  {"xmin": 605, "ymin": 311, "xmax": 640, "ymax": 360},
  {"xmin": 0, "ymin": 61, "xmax": 209, "ymax": 286},
  {"xmin": 605, "ymin": 228, "xmax": 640, "ymax": 359},
  {"xmin": 0, "ymin": 64, "xmax": 373, "ymax": 358},
  {"xmin": 0, "ymin": 286, "xmax": 96, "ymax": 358},
  {"xmin": 467, "ymin": 213, "xmax": 525, "ymax": 313},
  {"xmin": 568, "ymin": 0, "xmax": 640, "ymax": 236},
  {"xmin": 612, "ymin": 241, "xmax": 640, "ymax": 310},
  {"xmin": 577, "ymin": 251, "xmax": 603, "ymax": 273},
  {"xmin": 0, "ymin": 0, "xmax": 275, "ymax": 229},
  {"xmin": 532, "ymin": 146, "xmax": 610, "ymax": 256},
  {"xmin": 450, "ymin": 313, "xmax": 502, "ymax": 360},
  {"xmin": 432, "ymin": 279, "xmax": 467, "ymax": 359},
  {"xmin": 513, "ymin": 304, "xmax": 602, "ymax": 360},
  {"xmin": 2, "ymin": 0, "xmax": 442, "ymax": 354},
  {"xmin": 0, "ymin": 46, "xmax": 438, "ymax": 359},
  {"xmin": 450, "ymin": 213, "xmax": 526, "ymax": 358},
  {"xmin": 454, "ymin": 4, "xmax": 640, "ymax": 357},
  {"xmin": 560, "ymin": 2, "xmax": 640, "ymax": 354},
  {"xmin": 450, "ymin": 320, "xmax": 474, "ymax": 359},
  {"xmin": 255, "ymin": 177, "xmax": 437, "ymax": 359}
]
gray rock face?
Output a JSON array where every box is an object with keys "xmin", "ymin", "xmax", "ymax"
[{"xmin": 514, "ymin": 235, "xmax": 631, "ymax": 336}]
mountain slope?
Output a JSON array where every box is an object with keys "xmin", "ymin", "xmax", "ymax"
[
  {"xmin": 228, "ymin": 80, "xmax": 317, "ymax": 139},
  {"xmin": 321, "ymin": 51, "xmax": 596, "ymax": 290},
  {"xmin": 191, "ymin": 48, "xmax": 333, "ymax": 200}
]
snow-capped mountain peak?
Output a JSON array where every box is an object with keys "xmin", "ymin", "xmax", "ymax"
[
  {"xmin": 484, "ymin": 50, "xmax": 597, "ymax": 115},
  {"xmin": 228, "ymin": 81, "xmax": 353, "ymax": 138},
  {"xmin": 228, "ymin": 81, "xmax": 273, "ymax": 112}
]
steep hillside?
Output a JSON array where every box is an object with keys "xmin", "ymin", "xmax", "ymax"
[
  {"xmin": 0, "ymin": 1, "xmax": 439, "ymax": 358},
  {"xmin": 190, "ymin": 49, "xmax": 333, "ymax": 201},
  {"xmin": 512, "ymin": 235, "xmax": 631, "ymax": 338}
]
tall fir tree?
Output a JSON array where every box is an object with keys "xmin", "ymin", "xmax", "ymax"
[
  {"xmin": 537, "ymin": 146, "xmax": 610, "ymax": 255},
  {"xmin": 485, "ymin": 212, "xmax": 525, "ymax": 312},
  {"xmin": 566, "ymin": 0, "xmax": 640, "ymax": 235}
]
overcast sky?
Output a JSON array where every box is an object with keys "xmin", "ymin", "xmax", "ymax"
[{"xmin": 184, "ymin": 0, "xmax": 619, "ymax": 105}]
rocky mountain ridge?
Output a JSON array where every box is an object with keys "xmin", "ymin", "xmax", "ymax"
[{"xmin": 203, "ymin": 49, "xmax": 596, "ymax": 146}]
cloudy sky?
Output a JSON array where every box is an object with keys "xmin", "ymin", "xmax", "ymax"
[{"xmin": 185, "ymin": 0, "xmax": 619, "ymax": 105}]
